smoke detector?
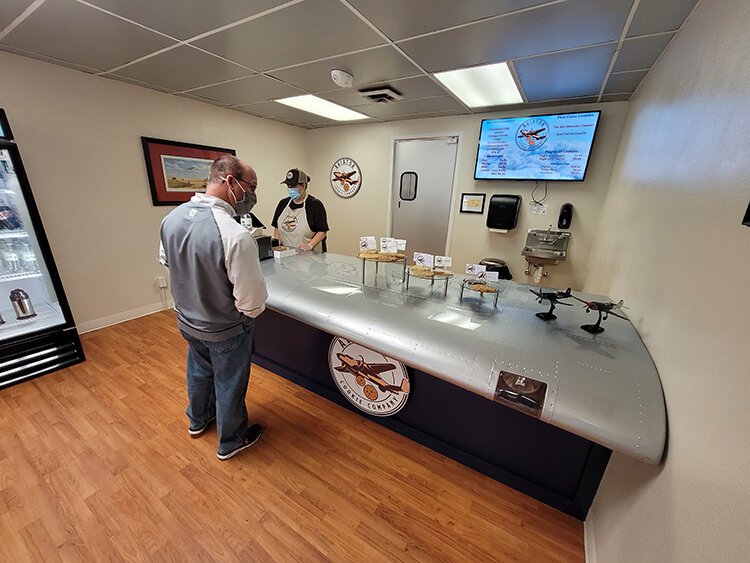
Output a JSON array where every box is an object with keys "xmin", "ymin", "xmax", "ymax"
[
  {"xmin": 330, "ymin": 69, "xmax": 354, "ymax": 88},
  {"xmin": 358, "ymin": 87, "xmax": 403, "ymax": 103}
]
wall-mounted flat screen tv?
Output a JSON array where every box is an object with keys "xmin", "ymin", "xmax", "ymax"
[{"xmin": 474, "ymin": 110, "xmax": 601, "ymax": 182}]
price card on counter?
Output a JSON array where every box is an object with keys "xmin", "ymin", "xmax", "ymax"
[
  {"xmin": 380, "ymin": 237, "xmax": 399, "ymax": 253},
  {"xmin": 465, "ymin": 264, "xmax": 487, "ymax": 275},
  {"xmin": 360, "ymin": 236, "xmax": 377, "ymax": 251},
  {"xmin": 396, "ymin": 239, "xmax": 407, "ymax": 251},
  {"xmin": 413, "ymin": 252, "xmax": 434, "ymax": 267},
  {"xmin": 434, "ymin": 256, "xmax": 452, "ymax": 269},
  {"xmin": 477, "ymin": 271, "xmax": 499, "ymax": 281}
]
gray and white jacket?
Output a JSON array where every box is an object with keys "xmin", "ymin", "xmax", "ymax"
[{"xmin": 159, "ymin": 193, "xmax": 267, "ymax": 342}]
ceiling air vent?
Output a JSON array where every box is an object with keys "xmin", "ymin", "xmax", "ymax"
[{"xmin": 358, "ymin": 87, "xmax": 403, "ymax": 103}]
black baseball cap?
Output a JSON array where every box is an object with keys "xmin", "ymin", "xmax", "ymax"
[{"xmin": 281, "ymin": 168, "xmax": 311, "ymax": 186}]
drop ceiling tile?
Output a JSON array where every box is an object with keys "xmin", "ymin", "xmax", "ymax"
[
  {"xmin": 86, "ymin": 0, "xmax": 288, "ymax": 40},
  {"xmin": 0, "ymin": 44, "xmax": 102, "ymax": 74},
  {"xmin": 397, "ymin": 0, "xmax": 632, "ymax": 73},
  {"xmin": 103, "ymin": 73, "xmax": 175, "ymax": 93},
  {"xmin": 627, "ymin": 0, "xmax": 698, "ymax": 37},
  {"xmin": 613, "ymin": 33, "xmax": 674, "ymax": 72},
  {"xmin": 604, "ymin": 70, "xmax": 648, "ymax": 94},
  {"xmin": 359, "ymin": 96, "xmax": 464, "ymax": 119},
  {"xmin": 382, "ymin": 109, "xmax": 467, "ymax": 122},
  {"xmin": 317, "ymin": 76, "xmax": 446, "ymax": 107},
  {"xmin": 601, "ymin": 93, "xmax": 632, "ymax": 102},
  {"xmin": 0, "ymin": 0, "xmax": 176, "ymax": 71},
  {"xmin": 188, "ymin": 75, "xmax": 305, "ymax": 105},
  {"xmin": 231, "ymin": 106, "xmax": 309, "ymax": 128},
  {"xmin": 174, "ymin": 92, "xmax": 230, "ymax": 106},
  {"xmin": 192, "ymin": 0, "xmax": 384, "ymax": 72},
  {"xmin": 111, "ymin": 46, "xmax": 252, "ymax": 92},
  {"xmin": 0, "ymin": 0, "xmax": 35, "ymax": 30},
  {"xmin": 516, "ymin": 44, "xmax": 616, "ymax": 102},
  {"xmin": 346, "ymin": 0, "xmax": 552, "ymax": 41},
  {"xmin": 268, "ymin": 46, "xmax": 422, "ymax": 93}
]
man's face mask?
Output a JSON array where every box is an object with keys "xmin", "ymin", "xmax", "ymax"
[
  {"xmin": 223, "ymin": 175, "xmax": 257, "ymax": 215},
  {"xmin": 288, "ymin": 186, "xmax": 302, "ymax": 200}
]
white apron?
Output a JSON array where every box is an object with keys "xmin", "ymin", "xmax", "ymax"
[{"xmin": 279, "ymin": 197, "xmax": 321, "ymax": 254}]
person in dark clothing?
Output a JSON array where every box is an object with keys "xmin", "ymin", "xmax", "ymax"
[{"xmin": 272, "ymin": 168, "xmax": 329, "ymax": 253}]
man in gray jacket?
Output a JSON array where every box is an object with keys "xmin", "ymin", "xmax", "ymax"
[{"xmin": 159, "ymin": 154, "xmax": 267, "ymax": 460}]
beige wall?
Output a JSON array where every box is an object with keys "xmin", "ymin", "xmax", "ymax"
[
  {"xmin": 0, "ymin": 52, "xmax": 308, "ymax": 331},
  {"xmin": 306, "ymin": 103, "xmax": 627, "ymax": 289},
  {"xmin": 584, "ymin": 0, "xmax": 750, "ymax": 561}
]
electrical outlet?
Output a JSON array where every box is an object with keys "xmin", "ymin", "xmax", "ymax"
[{"xmin": 157, "ymin": 276, "xmax": 168, "ymax": 288}]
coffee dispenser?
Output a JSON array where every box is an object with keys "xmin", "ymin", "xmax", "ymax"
[{"xmin": 10, "ymin": 288, "xmax": 36, "ymax": 319}]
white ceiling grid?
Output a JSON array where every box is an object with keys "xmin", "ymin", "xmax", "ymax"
[{"xmin": 0, "ymin": 0, "xmax": 700, "ymax": 129}]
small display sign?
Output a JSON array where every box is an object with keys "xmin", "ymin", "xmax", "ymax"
[
  {"xmin": 465, "ymin": 264, "xmax": 487, "ymax": 275},
  {"xmin": 360, "ymin": 236, "xmax": 377, "ymax": 251},
  {"xmin": 434, "ymin": 256, "xmax": 452, "ymax": 269},
  {"xmin": 481, "ymin": 271, "xmax": 499, "ymax": 281},
  {"xmin": 379, "ymin": 237, "xmax": 399, "ymax": 253},
  {"xmin": 413, "ymin": 252, "xmax": 434, "ymax": 267},
  {"xmin": 395, "ymin": 239, "xmax": 407, "ymax": 251}
]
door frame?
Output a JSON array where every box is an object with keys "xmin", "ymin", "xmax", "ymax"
[{"xmin": 387, "ymin": 131, "xmax": 463, "ymax": 257}]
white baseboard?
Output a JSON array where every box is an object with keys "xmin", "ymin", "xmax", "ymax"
[
  {"xmin": 584, "ymin": 515, "xmax": 597, "ymax": 563},
  {"xmin": 77, "ymin": 299, "xmax": 173, "ymax": 334}
]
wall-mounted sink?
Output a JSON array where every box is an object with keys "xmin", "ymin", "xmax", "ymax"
[{"xmin": 522, "ymin": 229, "xmax": 570, "ymax": 265}]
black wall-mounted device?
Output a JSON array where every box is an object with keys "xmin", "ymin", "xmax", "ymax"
[
  {"xmin": 486, "ymin": 195, "xmax": 521, "ymax": 231},
  {"xmin": 558, "ymin": 202, "xmax": 574, "ymax": 229},
  {"xmin": 743, "ymin": 200, "xmax": 750, "ymax": 227}
]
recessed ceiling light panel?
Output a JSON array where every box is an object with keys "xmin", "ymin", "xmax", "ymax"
[
  {"xmin": 275, "ymin": 95, "xmax": 368, "ymax": 121},
  {"xmin": 435, "ymin": 62, "xmax": 523, "ymax": 108}
]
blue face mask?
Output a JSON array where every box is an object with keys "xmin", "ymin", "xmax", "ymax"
[{"xmin": 288, "ymin": 187, "xmax": 301, "ymax": 199}]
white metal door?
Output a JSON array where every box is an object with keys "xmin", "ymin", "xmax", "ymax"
[{"xmin": 391, "ymin": 137, "xmax": 458, "ymax": 256}]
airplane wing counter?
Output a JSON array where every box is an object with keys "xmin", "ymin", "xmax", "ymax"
[{"xmin": 259, "ymin": 253, "xmax": 666, "ymax": 465}]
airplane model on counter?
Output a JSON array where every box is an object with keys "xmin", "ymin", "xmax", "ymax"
[
  {"xmin": 333, "ymin": 353, "xmax": 410, "ymax": 400},
  {"xmin": 530, "ymin": 287, "xmax": 573, "ymax": 321},
  {"xmin": 571, "ymin": 295, "xmax": 629, "ymax": 333}
]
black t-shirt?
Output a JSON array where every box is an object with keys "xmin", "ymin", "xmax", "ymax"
[{"xmin": 272, "ymin": 195, "xmax": 329, "ymax": 251}]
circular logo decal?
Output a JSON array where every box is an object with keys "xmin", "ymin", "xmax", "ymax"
[
  {"xmin": 330, "ymin": 157, "xmax": 362, "ymax": 198},
  {"xmin": 328, "ymin": 337, "xmax": 410, "ymax": 416},
  {"xmin": 516, "ymin": 118, "xmax": 549, "ymax": 151},
  {"xmin": 281, "ymin": 213, "xmax": 298, "ymax": 232}
]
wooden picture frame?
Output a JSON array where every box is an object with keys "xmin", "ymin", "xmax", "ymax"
[
  {"xmin": 141, "ymin": 137, "xmax": 236, "ymax": 206},
  {"xmin": 460, "ymin": 193, "xmax": 486, "ymax": 214}
]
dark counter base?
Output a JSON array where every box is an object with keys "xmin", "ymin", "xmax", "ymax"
[{"xmin": 253, "ymin": 309, "xmax": 610, "ymax": 520}]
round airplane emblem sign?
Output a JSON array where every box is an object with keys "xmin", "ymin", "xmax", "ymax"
[
  {"xmin": 330, "ymin": 157, "xmax": 362, "ymax": 198},
  {"xmin": 516, "ymin": 117, "xmax": 549, "ymax": 151},
  {"xmin": 328, "ymin": 337, "xmax": 410, "ymax": 416}
]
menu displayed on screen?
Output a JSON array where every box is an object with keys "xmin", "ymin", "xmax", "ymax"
[{"xmin": 474, "ymin": 111, "xmax": 600, "ymax": 181}]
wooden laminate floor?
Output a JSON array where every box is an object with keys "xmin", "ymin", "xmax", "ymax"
[{"xmin": 0, "ymin": 311, "xmax": 583, "ymax": 562}]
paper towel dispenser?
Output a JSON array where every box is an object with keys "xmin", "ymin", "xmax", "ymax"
[{"xmin": 486, "ymin": 195, "xmax": 521, "ymax": 231}]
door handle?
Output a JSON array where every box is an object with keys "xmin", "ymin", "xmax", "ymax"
[{"xmin": 398, "ymin": 201, "xmax": 401, "ymax": 208}]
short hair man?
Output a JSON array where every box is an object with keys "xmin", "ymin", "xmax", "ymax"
[{"xmin": 159, "ymin": 154, "xmax": 267, "ymax": 460}]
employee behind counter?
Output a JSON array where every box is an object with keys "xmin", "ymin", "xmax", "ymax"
[{"xmin": 272, "ymin": 168, "xmax": 329, "ymax": 253}]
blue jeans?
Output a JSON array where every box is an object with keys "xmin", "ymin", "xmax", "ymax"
[{"xmin": 181, "ymin": 321, "xmax": 254, "ymax": 456}]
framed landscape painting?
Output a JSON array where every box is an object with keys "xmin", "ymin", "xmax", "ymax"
[{"xmin": 141, "ymin": 137, "xmax": 236, "ymax": 205}]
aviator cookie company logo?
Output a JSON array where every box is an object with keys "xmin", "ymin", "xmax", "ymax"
[
  {"xmin": 328, "ymin": 337, "xmax": 410, "ymax": 416},
  {"xmin": 330, "ymin": 157, "xmax": 362, "ymax": 198},
  {"xmin": 516, "ymin": 117, "xmax": 549, "ymax": 151}
]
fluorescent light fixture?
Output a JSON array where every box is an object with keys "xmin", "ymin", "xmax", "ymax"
[
  {"xmin": 275, "ymin": 95, "xmax": 369, "ymax": 121},
  {"xmin": 434, "ymin": 62, "xmax": 522, "ymax": 108}
]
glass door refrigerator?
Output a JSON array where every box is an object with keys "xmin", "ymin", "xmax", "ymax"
[{"xmin": 0, "ymin": 109, "xmax": 84, "ymax": 388}]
